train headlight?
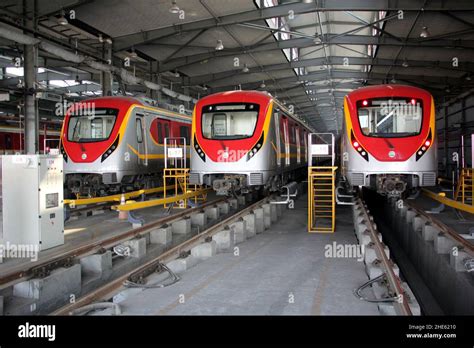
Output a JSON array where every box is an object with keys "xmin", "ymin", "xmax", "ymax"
[
  {"xmin": 350, "ymin": 131, "xmax": 368, "ymax": 161},
  {"xmin": 101, "ymin": 135, "xmax": 120, "ymax": 162},
  {"xmin": 416, "ymin": 130, "xmax": 433, "ymax": 161},
  {"xmin": 247, "ymin": 132, "xmax": 264, "ymax": 161},
  {"xmin": 193, "ymin": 135, "xmax": 206, "ymax": 162}
]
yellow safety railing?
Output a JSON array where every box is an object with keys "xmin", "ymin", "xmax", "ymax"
[
  {"xmin": 64, "ymin": 186, "xmax": 167, "ymax": 207},
  {"xmin": 454, "ymin": 168, "xmax": 474, "ymax": 205},
  {"xmin": 308, "ymin": 166, "xmax": 337, "ymax": 233},
  {"xmin": 163, "ymin": 168, "xmax": 207, "ymax": 208}
]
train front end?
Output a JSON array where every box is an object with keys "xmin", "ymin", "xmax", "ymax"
[
  {"xmin": 190, "ymin": 91, "xmax": 273, "ymax": 195},
  {"xmin": 61, "ymin": 97, "xmax": 136, "ymax": 197},
  {"xmin": 343, "ymin": 85, "xmax": 437, "ymax": 197}
]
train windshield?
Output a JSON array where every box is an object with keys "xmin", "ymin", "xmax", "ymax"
[
  {"xmin": 201, "ymin": 103, "xmax": 259, "ymax": 140},
  {"xmin": 67, "ymin": 108, "xmax": 118, "ymax": 142},
  {"xmin": 357, "ymin": 98, "xmax": 423, "ymax": 138}
]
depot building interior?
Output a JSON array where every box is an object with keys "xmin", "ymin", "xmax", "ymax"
[{"xmin": 0, "ymin": 0, "xmax": 473, "ymax": 317}]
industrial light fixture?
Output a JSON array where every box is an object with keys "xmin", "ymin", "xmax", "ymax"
[
  {"xmin": 129, "ymin": 48, "xmax": 138, "ymax": 58},
  {"xmin": 215, "ymin": 40, "xmax": 224, "ymax": 51},
  {"xmin": 390, "ymin": 76, "xmax": 397, "ymax": 84},
  {"xmin": 174, "ymin": 70, "xmax": 180, "ymax": 78},
  {"xmin": 106, "ymin": 37, "xmax": 113, "ymax": 44},
  {"xmin": 466, "ymin": 74, "xmax": 472, "ymax": 81},
  {"xmin": 242, "ymin": 64, "xmax": 249, "ymax": 73},
  {"xmin": 98, "ymin": 34, "xmax": 104, "ymax": 43},
  {"xmin": 445, "ymin": 86, "xmax": 451, "ymax": 93},
  {"xmin": 402, "ymin": 58, "xmax": 409, "ymax": 68},
  {"xmin": 420, "ymin": 26, "xmax": 430, "ymax": 38},
  {"xmin": 302, "ymin": 0, "xmax": 315, "ymax": 3},
  {"xmin": 57, "ymin": 10, "xmax": 68, "ymax": 25},
  {"xmin": 260, "ymin": 81, "xmax": 266, "ymax": 88},
  {"xmin": 202, "ymin": 85, "xmax": 207, "ymax": 90},
  {"xmin": 169, "ymin": 0, "xmax": 180, "ymax": 14},
  {"xmin": 313, "ymin": 33, "xmax": 321, "ymax": 44}
]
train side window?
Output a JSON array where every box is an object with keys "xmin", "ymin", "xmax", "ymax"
[
  {"xmin": 164, "ymin": 123, "xmax": 170, "ymax": 140},
  {"xmin": 136, "ymin": 118, "xmax": 143, "ymax": 143},
  {"xmin": 290, "ymin": 123, "xmax": 296, "ymax": 144},
  {"xmin": 157, "ymin": 122, "xmax": 163, "ymax": 143},
  {"xmin": 180, "ymin": 125, "xmax": 190, "ymax": 144}
]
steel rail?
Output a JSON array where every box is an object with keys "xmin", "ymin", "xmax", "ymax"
[
  {"xmin": 356, "ymin": 198, "xmax": 413, "ymax": 315},
  {"xmin": 405, "ymin": 197, "xmax": 474, "ymax": 255}
]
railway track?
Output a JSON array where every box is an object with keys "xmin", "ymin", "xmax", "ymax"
[
  {"xmin": 363, "ymin": 189, "xmax": 474, "ymax": 315},
  {"xmin": 352, "ymin": 198, "xmax": 418, "ymax": 315},
  {"xmin": 53, "ymin": 195, "xmax": 275, "ymax": 315},
  {"xmin": 0, "ymin": 196, "xmax": 229, "ymax": 290}
]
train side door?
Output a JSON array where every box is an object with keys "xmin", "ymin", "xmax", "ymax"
[
  {"xmin": 135, "ymin": 111, "xmax": 146, "ymax": 167},
  {"xmin": 274, "ymin": 111, "xmax": 281, "ymax": 167},
  {"xmin": 281, "ymin": 116, "xmax": 290, "ymax": 167}
]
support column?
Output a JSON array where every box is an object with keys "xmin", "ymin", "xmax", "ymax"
[
  {"xmin": 101, "ymin": 43, "xmax": 113, "ymax": 96},
  {"xmin": 23, "ymin": 0, "xmax": 38, "ymax": 154},
  {"xmin": 149, "ymin": 60, "xmax": 160, "ymax": 101},
  {"xmin": 444, "ymin": 105, "xmax": 449, "ymax": 177}
]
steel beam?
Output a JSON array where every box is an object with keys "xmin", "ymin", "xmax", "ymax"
[{"xmin": 113, "ymin": 0, "xmax": 474, "ymax": 51}]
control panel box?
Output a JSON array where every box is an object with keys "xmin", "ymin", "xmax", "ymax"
[{"xmin": 1, "ymin": 155, "xmax": 64, "ymax": 251}]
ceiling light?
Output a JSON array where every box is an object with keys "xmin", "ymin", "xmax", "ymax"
[
  {"xmin": 169, "ymin": 0, "xmax": 180, "ymax": 14},
  {"xmin": 202, "ymin": 85, "xmax": 207, "ymax": 90},
  {"xmin": 174, "ymin": 70, "xmax": 180, "ymax": 78},
  {"xmin": 260, "ymin": 81, "xmax": 266, "ymax": 88},
  {"xmin": 57, "ymin": 10, "xmax": 68, "ymax": 25},
  {"xmin": 302, "ymin": 0, "xmax": 315, "ymax": 3},
  {"xmin": 445, "ymin": 86, "xmax": 451, "ymax": 93},
  {"xmin": 215, "ymin": 40, "xmax": 224, "ymax": 51},
  {"xmin": 129, "ymin": 48, "xmax": 138, "ymax": 58},
  {"xmin": 242, "ymin": 64, "xmax": 249, "ymax": 73},
  {"xmin": 402, "ymin": 58, "xmax": 409, "ymax": 68},
  {"xmin": 465, "ymin": 74, "xmax": 472, "ymax": 81},
  {"xmin": 98, "ymin": 34, "xmax": 104, "ymax": 43},
  {"xmin": 106, "ymin": 37, "xmax": 113, "ymax": 44},
  {"xmin": 420, "ymin": 26, "xmax": 430, "ymax": 38},
  {"xmin": 313, "ymin": 33, "xmax": 321, "ymax": 44}
]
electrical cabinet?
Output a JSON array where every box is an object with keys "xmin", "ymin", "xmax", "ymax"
[{"xmin": 0, "ymin": 155, "xmax": 64, "ymax": 251}]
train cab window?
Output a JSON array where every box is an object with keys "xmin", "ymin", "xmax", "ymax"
[
  {"xmin": 357, "ymin": 98, "xmax": 422, "ymax": 137},
  {"xmin": 67, "ymin": 108, "xmax": 118, "ymax": 142},
  {"xmin": 136, "ymin": 118, "xmax": 143, "ymax": 143},
  {"xmin": 201, "ymin": 103, "xmax": 259, "ymax": 140},
  {"xmin": 180, "ymin": 125, "xmax": 190, "ymax": 144},
  {"xmin": 157, "ymin": 123, "xmax": 163, "ymax": 143}
]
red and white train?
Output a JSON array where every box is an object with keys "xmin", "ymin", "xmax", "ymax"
[
  {"xmin": 60, "ymin": 96, "xmax": 192, "ymax": 197},
  {"xmin": 189, "ymin": 90, "xmax": 312, "ymax": 195},
  {"xmin": 342, "ymin": 84, "xmax": 437, "ymax": 197}
]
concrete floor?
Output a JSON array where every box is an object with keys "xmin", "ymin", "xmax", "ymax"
[{"xmin": 110, "ymin": 195, "xmax": 379, "ymax": 315}]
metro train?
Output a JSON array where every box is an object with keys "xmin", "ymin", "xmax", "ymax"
[
  {"xmin": 341, "ymin": 84, "xmax": 437, "ymax": 197},
  {"xmin": 60, "ymin": 96, "xmax": 192, "ymax": 197},
  {"xmin": 189, "ymin": 90, "xmax": 312, "ymax": 195}
]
